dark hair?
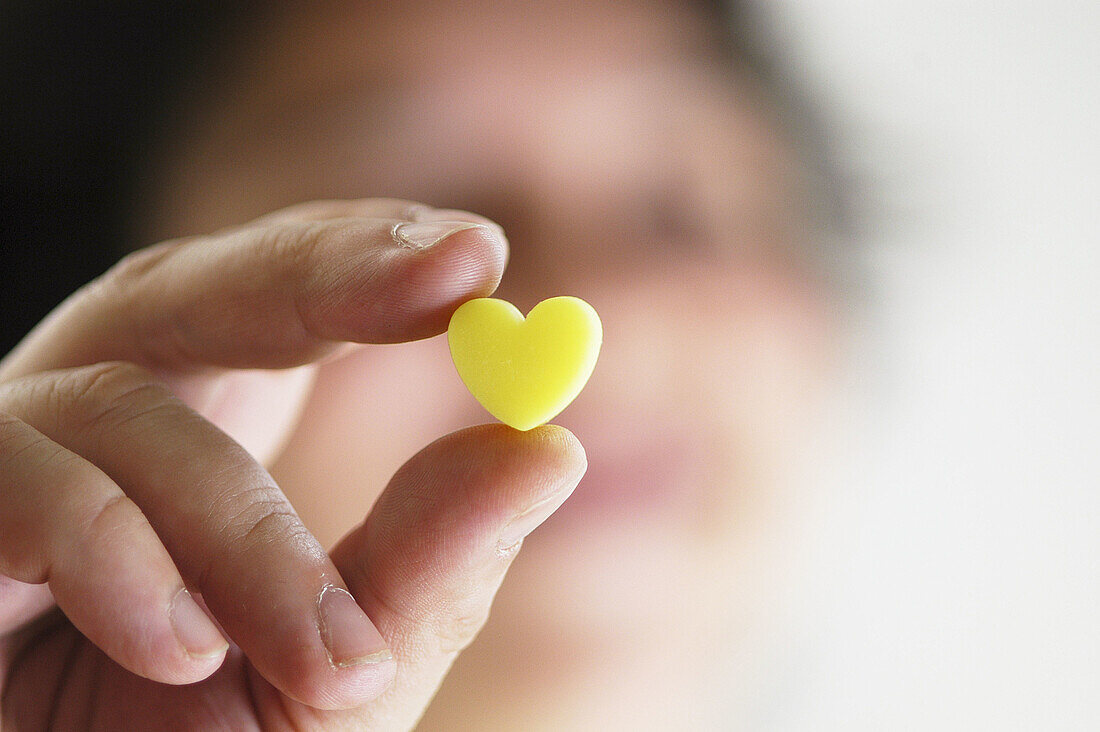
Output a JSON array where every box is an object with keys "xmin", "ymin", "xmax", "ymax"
[
  {"xmin": 0, "ymin": 1, "xmax": 258, "ymax": 354},
  {"xmin": 0, "ymin": 1, "xmax": 841, "ymax": 356}
]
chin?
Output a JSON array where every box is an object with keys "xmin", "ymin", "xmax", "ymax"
[{"xmin": 499, "ymin": 474, "xmax": 739, "ymax": 634}]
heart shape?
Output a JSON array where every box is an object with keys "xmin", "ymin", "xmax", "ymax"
[{"xmin": 447, "ymin": 296, "xmax": 602, "ymax": 431}]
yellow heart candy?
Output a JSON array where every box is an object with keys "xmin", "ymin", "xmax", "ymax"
[{"xmin": 448, "ymin": 296, "xmax": 602, "ymax": 431}]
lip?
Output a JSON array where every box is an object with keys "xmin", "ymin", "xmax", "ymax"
[{"xmin": 547, "ymin": 426, "xmax": 700, "ymax": 526}]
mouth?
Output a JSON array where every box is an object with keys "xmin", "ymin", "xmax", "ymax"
[{"xmin": 546, "ymin": 426, "xmax": 702, "ymax": 527}]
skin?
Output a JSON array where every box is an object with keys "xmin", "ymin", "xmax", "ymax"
[{"xmin": 0, "ymin": 0, "xmax": 830, "ymax": 729}]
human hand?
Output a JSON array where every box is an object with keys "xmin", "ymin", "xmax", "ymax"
[{"xmin": 0, "ymin": 199, "xmax": 586, "ymax": 729}]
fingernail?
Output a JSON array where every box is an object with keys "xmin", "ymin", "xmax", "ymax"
[
  {"xmin": 498, "ymin": 482, "xmax": 578, "ymax": 552},
  {"xmin": 392, "ymin": 221, "xmax": 485, "ymax": 250},
  {"xmin": 412, "ymin": 207, "xmax": 507, "ymax": 237},
  {"xmin": 170, "ymin": 588, "xmax": 229, "ymax": 659},
  {"xmin": 318, "ymin": 585, "xmax": 393, "ymax": 668}
]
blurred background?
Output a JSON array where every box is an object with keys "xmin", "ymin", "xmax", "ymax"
[
  {"xmin": 756, "ymin": 2, "xmax": 1100, "ymax": 728},
  {"xmin": 2, "ymin": 1, "xmax": 1097, "ymax": 728}
]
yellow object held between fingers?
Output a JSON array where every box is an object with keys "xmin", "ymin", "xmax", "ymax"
[{"xmin": 447, "ymin": 297, "xmax": 602, "ymax": 431}]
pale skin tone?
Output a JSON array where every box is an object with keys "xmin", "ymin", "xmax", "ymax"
[{"xmin": 1, "ymin": 1, "xmax": 829, "ymax": 729}]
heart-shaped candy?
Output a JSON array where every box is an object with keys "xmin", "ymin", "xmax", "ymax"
[{"xmin": 447, "ymin": 296, "xmax": 602, "ymax": 431}]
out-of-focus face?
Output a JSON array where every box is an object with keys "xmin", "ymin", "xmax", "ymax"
[{"xmin": 136, "ymin": 0, "xmax": 831, "ymax": 726}]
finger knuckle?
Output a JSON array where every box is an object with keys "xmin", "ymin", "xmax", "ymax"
[
  {"xmin": 0, "ymin": 415, "xmax": 61, "ymax": 477},
  {"xmin": 43, "ymin": 474, "xmax": 132, "ymax": 584},
  {"xmin": 51, "ymin": 361, "xmax": 168, "ymax": 433},
  {"xmin": 0, "ymin": 411, "xmax": 30, "ymax": 452},
  {"xmin": 74, "ymin": 491, "xmax": 139, "ymax": 553},
  {"xmin": 265, "ymin": 199, "xmax": 343, "ymax": 221},
  {"xmin": 98, "ymin": 237, "xmax": 195, "ymax": 293},
  {"xmin": 359, "ymin": 570, "xmax": 490, "ymax": 655},
  {"xmin": 199, "ymin": 490, "xmax": 311, "ymax": 587},
  {"xmin": 238, "ymin": 503, "xmax": 307, "ymax": 551},
  {"xmin": 252, "ymin": 221, "xmax": 334, "ymax": 339},
  {"xmin": 259, "ymin": 221, "xmax": 326, "ymax": 283},
  {"xmin": 0, "ymin": 413, "xmax": 116, "ymax": 582},
  {"xmin": 75, "ymin": 239, "xmax": 191, "ymax": 327},
  {"xmin": 433, "ymin": 604, "xmax": 492, "ymax": 655}
]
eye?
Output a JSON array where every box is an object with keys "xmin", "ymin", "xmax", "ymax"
[{"xmin": 643, "ymin": 179, "xmax": 707, "ymax": 248}]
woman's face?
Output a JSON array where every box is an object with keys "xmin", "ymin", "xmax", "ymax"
[{"xmin": 137, "ymin": 0, "xmax": 830, "ymax": 722}]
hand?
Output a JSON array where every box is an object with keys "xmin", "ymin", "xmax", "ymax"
[{"xmin": 0, "ymin": 199, "xmax": 586, "ymax": 730}]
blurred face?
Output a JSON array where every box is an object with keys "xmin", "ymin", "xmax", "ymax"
[{"xmin": 136, "ymin": 0, "xmax": 830, "ymax": 724}]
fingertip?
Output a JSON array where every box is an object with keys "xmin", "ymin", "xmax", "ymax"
[
  {"xmin": 92, "ymin": 607, "xmax": 228, "ymax": 687},
  {"xmin": 526, "ymin": 423, "xmax": 588, "ymax": 477},
  {"xmin": 273, "ymin": 647, "xmax": 397, "ymax": 711},
  {"xmin": 121, "ymin": 588, "xmax": 228, "ymax": 685},
  {"xmin": 459, "ymin": 423, "xmax": 588, "ymax": 488},
  {"xmin": 316, "ymin": 656, "xmax": 398, "ymax": 711},
  {"xmin": 407, "ymin": 205, "xmax": 510, "ymax": 269},
  {"xmin": 164, "ymin": 644, "xmax": 230, "ymax": 686},
  {"xmin": 424, "ymin": 222, "xmax": 507, "ymax": 300},
  {"xmin": 211, "ymin": 580, "xmax": 397, "ymax": 711},
  {"xmin": 372, "ymin": 224, "xmax": 507, "ymax": 341},
  {"xmin": 169, "ymin": 588, "xmax": 230, "ymax": 662}
]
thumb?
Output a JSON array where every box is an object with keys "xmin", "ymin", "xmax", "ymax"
[{"xmin": 320, "ymin": 424, "xmax": 586, "ymax": 730}]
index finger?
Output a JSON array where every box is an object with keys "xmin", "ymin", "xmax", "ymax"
[{"xmin": 0, "ymin": 199, "xmax": 507, "ymax": 380}]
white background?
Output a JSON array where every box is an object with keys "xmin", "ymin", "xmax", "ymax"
[{"xmin": 755, "ymin": 2, "xmax": 1098, "ymax": 728}]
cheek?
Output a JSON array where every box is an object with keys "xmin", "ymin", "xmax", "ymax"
[
  {"xmin": 565, "ymin": 258, "xmax": 828, "ymax": 441},
  {"xmin": 330, "ymin": 338, "xmax": 483, "ymax": 441}
]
